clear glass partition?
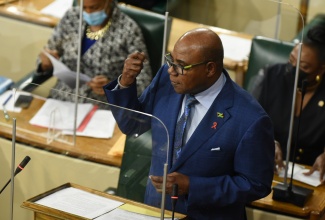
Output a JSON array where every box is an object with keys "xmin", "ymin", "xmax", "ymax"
[
  {"xmin": 0, "ymin": 82, "xmax": 170, "ymax": 219},
  {"xmin": 167, "ymin": 0, "xmax": 321, "ymax": 42}
]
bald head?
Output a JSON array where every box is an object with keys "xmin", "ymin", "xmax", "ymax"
[
  {"xmin": 169, "ymin": 28, "xmax": 225, "ymax": 94},
  {"xmin": 175, "ymin": 28, "xmax": 224, "ymax": 72}
]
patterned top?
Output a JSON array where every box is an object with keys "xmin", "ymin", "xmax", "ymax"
[{"xmin": 38, "ymin": 4, "xmax": 152, "ymax": 109}]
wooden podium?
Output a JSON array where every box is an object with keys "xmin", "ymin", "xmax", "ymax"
[{"xmin": 21, "ymin": 183, "xmax": 186, "ymax": 220}]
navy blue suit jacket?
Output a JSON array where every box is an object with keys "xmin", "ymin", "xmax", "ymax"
[{"xmin": 104, "ymin": 65, "xmax": 274, "ymax": 220}]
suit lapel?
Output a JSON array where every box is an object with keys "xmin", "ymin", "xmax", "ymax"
[{"xmin": 170, "ymin": 77, "xmax": 235, "ymax": 171}]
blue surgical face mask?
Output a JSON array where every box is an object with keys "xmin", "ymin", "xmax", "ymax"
[{"xmin": 83, "ymin": 10, "xmax": 108, "ymax": 26}]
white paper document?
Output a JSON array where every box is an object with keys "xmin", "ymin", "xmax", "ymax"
[
  {"xmin": 44, "ymin": 51, "xmax": 91, "ymax": 88},
  {"xmin": 293, "ymin": 169, "xmax": 324, "ymax": 187},
  {"xmin": 29, "ymin": 98, "xmax": 94, "ymax": 130},
  {"xmin": 218, "ymin": 34, "xmax": 252, "ymax": 62},
  {"xmin": 95, "ymin": 208, "xmax": 176, "ymax": 220},
  {"xmin": 35, "ymin": 187, "xmax": 124, "ymax": 219},
  {"xmin": 40, "ymin": 0, "xmax": 74, "ymax": 19},
  {"xmin": 62, "ymin": 109, "xmax": 116, "ymax": 139},
  {"xmin": 278, "ymin": 162, "xmax": 324, "ymax": 187}
]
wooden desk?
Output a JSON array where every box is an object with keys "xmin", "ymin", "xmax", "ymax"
[
  {"xmin": 249, "ymin": 174, "xmax": 325, "ymax": 220},
  {"xmin": 0, "ymin": 97, "xmax": 123, "ymax": 167},
  {"xmin": 0, "ymin": 0, "xmax": 58, "ymax": 27},
  {"xmin": 21, "ymin": 182, "xmax": 186, "ymax": 220}
]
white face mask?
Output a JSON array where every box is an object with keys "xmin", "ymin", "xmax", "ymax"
[{"xmin": 83, "ymin": 9, "xmax": 108, "ymax": 26}]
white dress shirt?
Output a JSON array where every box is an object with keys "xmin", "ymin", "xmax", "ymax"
[{"xmin": 181, "ymin": 72, "xmax": 227, "ymax": 143}]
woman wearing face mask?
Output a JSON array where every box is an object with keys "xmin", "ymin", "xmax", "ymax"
[
  {"xmin": 251, "ymin": 25, "xmax": 325, "ymax": 183},
  {"xmin": 35, "ymin": 0, "xmax": 152, "ymax": 108}
]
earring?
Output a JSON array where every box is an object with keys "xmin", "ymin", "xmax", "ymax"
[{"xmin": 316, "ymin": 75, "xmax": 320, "ymax": 82}]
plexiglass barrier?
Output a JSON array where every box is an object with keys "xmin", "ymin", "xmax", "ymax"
[
  {"xmin": 0, "ymin": 82, "xmax": 171, "ymax": 219},
  {"xmin": 167, "ymin": 0, "xmax": 306, "ymax": 41}
]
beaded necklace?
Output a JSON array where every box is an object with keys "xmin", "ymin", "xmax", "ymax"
[{"xmin": 86, "ymin": 20, "xmax": 111, "ymax": 40}]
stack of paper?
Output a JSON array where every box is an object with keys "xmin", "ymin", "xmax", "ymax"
[
  {"xmin": 62, "ymin": 109, "xmax": 116, "ymax": 139},
  {"xmin": 36, "ymin": 187, "xmax": 176, "ymax": 220},
  {"xmin": 40, "ymin": 0, "xmax": 74, "ymax": 19},
  {"xmin": 35, "ymin": 187, "xmax": 124, "ymax": 219},
  {"xmin": 29, "ymin": 99, "xmax": 116, "ymax": 139},
  {"xmin": 29, "ymin": 98, "xmax": 93, "ymax": 130},
  {"xmin": 278, "ymin": 162, "xmax": 323, "ymax": 187}
]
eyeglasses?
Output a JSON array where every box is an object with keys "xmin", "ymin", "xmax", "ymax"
[{"xmin": 165, "ymin": 53, "xmax": 210, "ymax": 75}]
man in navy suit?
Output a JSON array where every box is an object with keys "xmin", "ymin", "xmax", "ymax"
[{"xmin": 104, "ymin": 28, "xmax": 274, "ymax": 219}]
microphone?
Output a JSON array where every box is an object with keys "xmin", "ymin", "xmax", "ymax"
[
  {"xmin": 171, "ymin": 184, "xmax": 178, "ymax": 220},
  {"xmin": 14, "ymin": 156, "xmax": 31, "ymax": 175},
  {"xmin": 272, "ymin": 80, "xmax": 313, "ymax": 207},
  {"xmin": 0, "ymin": 156, "xmax": 31, "ymax": 194}
]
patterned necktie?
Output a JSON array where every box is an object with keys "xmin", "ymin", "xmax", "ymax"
[{"xmin": 173, "ymin": 94, "xmax": 198, "ymax": 163}]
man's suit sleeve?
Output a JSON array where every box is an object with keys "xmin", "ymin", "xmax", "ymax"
[
  {"xmin": 103, "ymin": 66, "xmax": 168, "ymax": 135},
  {"xmin": 103, "ymin": 79, "xmax": 147, "ymax": 134}
]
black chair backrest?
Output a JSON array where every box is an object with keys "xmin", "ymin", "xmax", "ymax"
[
  {"xmin": 119, "ymin": 4, "xmax": 172, "ymax": 75},
  {"xmin": 244, "ymin": 36, "xmax": 295, "ymax": 91}
]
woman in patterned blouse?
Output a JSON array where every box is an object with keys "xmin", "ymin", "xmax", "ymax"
[{"xmin": 36, "ymin": 0, "xmax": 152, "ymax": 109}]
